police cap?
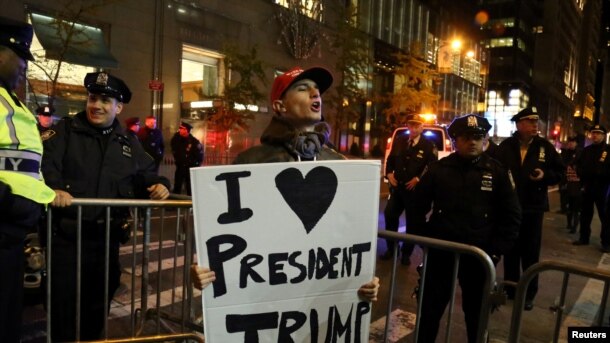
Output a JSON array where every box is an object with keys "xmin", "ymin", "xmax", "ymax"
[
  {"xmin": 511, "ymin": 107, "xmax": 539, "ymax": 122},
  {"xmin": 180, "ymin": 122, "xmax": 193, "ymax": 131},
  {"xmin": 84, "ymin": 72, "xmax": 132, "ymax": 103},
  {"xmin": 448, "ymin": 114, "xmax": 491, "ymax": 139},
  {"xmin": 0, "ymin": 16, "xmax": 34, "ymax": 61},
  {"xmin": 406, "ymin": 114, "xmax": 424, "ymax": 124},
  {"xmin": 590, "ymin": 124, "xmax": 607, "ymax": 134},
  {"xmin": 36, "ymin": 105, "xmax": 53, "ymax": 117}
]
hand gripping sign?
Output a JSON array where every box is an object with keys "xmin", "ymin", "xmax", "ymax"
[{"xmin": 190, "ymin": 160, "xmax": 380, "ymax": 342}]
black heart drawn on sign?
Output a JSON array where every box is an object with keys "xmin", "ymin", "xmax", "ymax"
[{"xmin": 275, "ymin": 166, "xmax": 338, "ymax": 234}]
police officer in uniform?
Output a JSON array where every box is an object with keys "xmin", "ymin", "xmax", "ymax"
[
  {"xmin": 0, "ymin": 17, "xmax": 56, "ymax": 343},
  {"xmin": 496, "ymin": 107, "xmax": 564, "ymax": 310},
  {"xmin": 574, "ymin": 124, "xmax": 610, "ymax": 251},
  {"xmin": 412, "ymin": 114, "xmax": 521, "ymax": 343},
  {"xmin": 138, "ymin": 115, "xmax": 165, "ymax": 171},
  {"xmin": 36, "ymin": 105, "xmax": 54, "ymax": 133},
  {"xmin": 382, "ymin": 114, "xmax": 437, "ymax": 265},
  {"xmin": 41, "ymin": 72, "xmax": 171, "ymax": 341},
  {"xmin": 170, "ymin": 121, "xmax": 203, "ymax": 195}
]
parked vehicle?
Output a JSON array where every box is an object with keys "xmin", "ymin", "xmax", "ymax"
[{"xmin": 383, "ymin": 124, "xmax": 453, "ymax": 178}]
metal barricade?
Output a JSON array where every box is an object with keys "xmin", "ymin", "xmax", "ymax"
[
  {"xmin": 84, "ymin": 333, "xmax": 204, "ymax": 343},
  {"xmin": 508, "ymin": 260, "xmax": 610, "ymax": 343},
  {"xmin": 43, "ymin": 197, "xmax": 198, "ymax": 342},
  {"xmin": 378, "ymin": 231, "xmax": 497, "ymax": 343},
  {"xmin": 39, "ymin": 198, "xmax": 497, "ymax": 342}
]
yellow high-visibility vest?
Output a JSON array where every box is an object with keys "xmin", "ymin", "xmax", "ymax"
[{"xmin": 0, "ymin": 87, "xmax": 55, "ymax": 204}]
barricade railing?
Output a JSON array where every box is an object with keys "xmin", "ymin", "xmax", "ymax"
[
  {"xmin": 377, "ymin": 231, "xmax": 497, "ymax": 343},
  {"xmin": 508, "ymin": 260, "xmax": 610, "ymax": 343},
  {"xmin": 40, "ymin": 198, "xmax": 497, "ymax": 342},
  {"xmin": 84, "ymin": 333, "xmax": 204, "ymax": 343},
  {"xmin": 44, "ymin": 197, "xmax": 196, "ymax": 342}
]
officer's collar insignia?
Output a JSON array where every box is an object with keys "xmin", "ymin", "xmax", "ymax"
[
  {"xmin": 96, "ymin": 72, "xmax": 109, "ymax": 86},
  {"xmin": 467, "ymin": 116, "xmax": 478, "ymax": 127},
  {"xmin": 40, "ymin": 129, "xmax": 56, "ymax": 141},
  {"xmin": 101, "ymin": 126, "xmax": 114, "ymax": 135}
]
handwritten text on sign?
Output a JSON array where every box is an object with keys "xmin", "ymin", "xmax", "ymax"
[{"xmin": 190, "ymin": 160, "xmax": 380, "ymax": 342}]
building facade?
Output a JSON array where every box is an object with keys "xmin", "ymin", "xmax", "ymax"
[{"xmin": 5, "ymin": 0, "xmax": 484, "ymax": 160}]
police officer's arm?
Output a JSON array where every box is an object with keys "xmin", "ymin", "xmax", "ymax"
[
  {"xmin": 194, "ymin": 140, "xmax": 204, "ymax": 166},
  {"xmin": 159, "ymin": 132, "xmax": 165, "ymax": 156},
  {"xmin": 406, "ymin": 143, "xmax": 438, "ymax": 190},
  {"xmin": 41, "ymin": 119, "xmax": 73, "ymax": 207},
  {"xmin": 490, "ymin": 168, "xmax": 522, "ymax": 256},
  {"xmin": 0, "ymin": 180, "xmax": 11, "ymax": 206},
  {"xmin": 385, "ymin": 136, "xmax": 401, "ymax": 187},
  {"xmin": 538, "ymin": 141, "xmax": 565, "ymax": 185},
  {"xmin": 411, "ymin": 163, "xmax": 436, "ymax": 233}
]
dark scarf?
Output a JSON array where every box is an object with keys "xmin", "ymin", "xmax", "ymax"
[{"xmin": 261, "ymin": 117, "xmax": 331, "ymax": 160}]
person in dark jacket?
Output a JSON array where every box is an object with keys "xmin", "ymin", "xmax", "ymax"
[
  {"xmin": 138, "ymin": 115, "xmax": 165, "ymax": 171},
  {"xmin": 564, "ymin": 136, "xmax": 582, "ymax": 234},
  {"xmin": 41, "ymin": 72, "xmax": 170, "ymax": 341},
  {"xmin": 574, "ymin": 125, "xmax": 610, "ymax": 251},
  {"xmin": 495, "ymin": 107, "xmax": 564, "ymax": 311},
  {"xmin": 559, "ymin": 136, "xmax": 580, "ymax": 214},
  {"xmin": 381, "ymin": 114, "xmax": 438, "ymax": 265},
  {"xmin": 170, "ymin": 122, "xmax": 203, "ymax": 195},
  {"xmin": 412, "ymin": 114, "xmax": 521, "ymax": 343}
]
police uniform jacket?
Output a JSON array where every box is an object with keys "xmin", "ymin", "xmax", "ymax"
[
  {"xmin": 138, "ymin": 127, "xmax": 164, "ymax": 164},
  {"xmin": 412, "ymin": 153, "xmax": 521, "ymax": 255},
  {"xmin": 41, "ymin": 111, "xmax": 170, "ymax": 222},
  {"xmin": 0, "ymin": 86, "xmax": 55, "ymax": 238},
  {"xmin": 234, "ymin": 116, "xmax": 345, "ymax": 163},
  {"xmin": 171, "ymin": 133, "xmax": 203, "ymax": 168},
  {"xmin": 575, "ymin": 142, "xmax": 610, "ymax": 192},
  {"xmin": 496, "ymin": 134, "xmax": 564, "ymax": 213},
  {"xmin": 385, "ymin": 134, "xmax": 437, "ymax": 185}
]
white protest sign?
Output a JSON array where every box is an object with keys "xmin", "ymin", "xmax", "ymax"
[{"xmin": 190, "ymin": 160, "xmax": 380, "ymax": 342}]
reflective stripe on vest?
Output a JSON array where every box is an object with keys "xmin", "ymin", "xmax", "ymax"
[{"xmin": 0, "ymin": 87, "xmax": 55, "ymax": 204}]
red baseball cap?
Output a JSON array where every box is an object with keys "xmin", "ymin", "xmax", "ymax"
[{"xmin": 270, "ymin": 66, "xmax": 333, "ymax": 104}]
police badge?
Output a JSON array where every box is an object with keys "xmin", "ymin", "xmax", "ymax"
[{"xmin": 96, "ymin": 72, "xmax": 109, "ymax": 86}]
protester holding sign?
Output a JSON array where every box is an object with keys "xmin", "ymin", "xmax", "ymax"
[
  {"xmin": 235, "ymin": 66, "xmax": 378, "ymax": 297},
  {"xmin": 412, "ymin": 114, "xmax": 521, "ymax": 343},
  {"xmin": 190, "ymin": 66, "xmax": 380, "ymax": 298}
]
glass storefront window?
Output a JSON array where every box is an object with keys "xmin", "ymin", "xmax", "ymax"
[{"xmin": 181, "ymin": 45, "xmax": 223, "ymax": 102}]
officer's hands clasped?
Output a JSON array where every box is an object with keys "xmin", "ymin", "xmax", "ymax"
[{"xmin": 147, "ymin": 183, "xmax": 170, "ymax": 200}]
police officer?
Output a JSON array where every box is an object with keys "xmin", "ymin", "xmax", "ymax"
[
  {"xmin": 496, "ymin": 107, "xmax": 564, "ymax": 310},
  {"xmin": 0, "ymin": 17, "xmax": 56, "ymax": 343},
  {"xmin": 412, "ymin": 114, "xmax": 521, "ymax": 343},
  {"xmin": 41, "ymin": 72, "xmax": 171, "ymax": 341},
  {"xmin": 170, "ymin": 121, "xmax": 203, "ymax": 195},
  {"xmin": 382, "ymin": 114, "xmax": 437, "ymax": 265},
  {"xmin": 138, "ymin": 115, "xmax": 165, "ymax": 171},
  {"xmin": 36, "ymin": 105, "xmax": 54, "ymax": 134},
  {"xmin": 574, "ymin": 124, "xmax": 610, "ymax": 251}
]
